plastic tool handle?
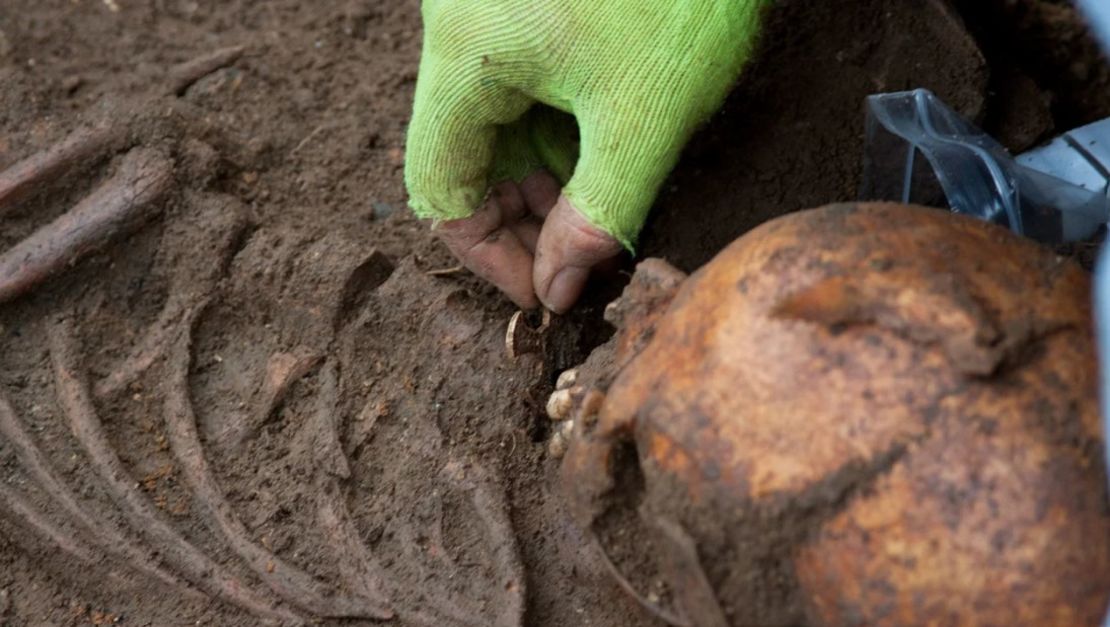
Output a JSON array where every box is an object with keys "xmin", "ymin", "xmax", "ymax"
[{"xmin": 1015, "ymin": 118, "xmax": 1110, "ymax": 241}]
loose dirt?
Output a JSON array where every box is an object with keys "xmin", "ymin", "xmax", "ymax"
[{"xmin": 0, "ymin": 0, "xmax": 1107, "ymax": 625}]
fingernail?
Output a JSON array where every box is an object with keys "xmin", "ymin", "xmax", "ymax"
[{"xmin": 541, "ymin": 267, "xmax": 589, "ymax": 314}]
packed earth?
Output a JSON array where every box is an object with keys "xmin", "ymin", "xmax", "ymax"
[{"xmin": 0, "ymin": 0, "xmax": 1108, "ymax": 625}]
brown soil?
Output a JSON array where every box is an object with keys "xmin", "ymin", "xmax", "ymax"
[{"xmin": 0, "ymin": 1, "xmax": 1107, "ymax": 626}]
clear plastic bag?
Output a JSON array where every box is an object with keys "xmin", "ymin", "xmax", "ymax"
[{"xmin": 860, "ymin": 88, "xmax": 1109, "ymax": 243}]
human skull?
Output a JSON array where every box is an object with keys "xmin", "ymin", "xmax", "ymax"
[{"xmin": 558, "ymin": 203, "xmax": 1110, "ymax": 626}]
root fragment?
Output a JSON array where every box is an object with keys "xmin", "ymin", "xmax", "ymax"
[
  {"xmin": 166, "ymin": 45, "xmax": 247, "ymax": 96},
  {"xmin": 0, "ymin": 148, "xmax": 173, "ymax": 305},
  {"xmin": 592, "ymin": 544, "xmax": 691, "ymax": 627},
  {"xmin": 165, "ymin": 326, "xmax": 394, "ymax": 619},
  {"xmin": 0, "ymin": 124, "xmax": 125, "ymax": 215},
  {"xmin": 48, "ymin": 321, "xmax": 302, "ymax": 624},
  {"xmin": 425, "ymin": 265, "xmax": 465, "ymax": 277},
  {"xmin": 654, "ymin": 518, "xmax": 727, "ymax": 627}
]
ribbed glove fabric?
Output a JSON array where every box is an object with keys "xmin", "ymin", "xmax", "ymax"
[{"xmin": 405, "ymin": 0, "xmax": 767, "ymax": 251}]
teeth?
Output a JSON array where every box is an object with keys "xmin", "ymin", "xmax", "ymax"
[
  {"xmin": 555, "ymin": 369, "xmax": 579, "ymax": 391},
  {"xmin": 548, "ymin": 434, "xmax": 568, "ymax": 459},
  {"xmin": 560, "ymin": 419, "xmax": 575, "ymax": 438},
  {"xmin": 548, "ymin": 420, "xmax": 576, "ymax": 460},
  {"xmin": 546, "ymin": 388, "xmax": 576, "ymax": 421}
]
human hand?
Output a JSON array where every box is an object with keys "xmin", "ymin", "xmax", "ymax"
[
  {"xmin": 433, "ymin": 171, "xmax": 624, "ymax": 311},
  {"xmin": 405, "ymin": 0, "xmax": 766, "ymax": 312}
]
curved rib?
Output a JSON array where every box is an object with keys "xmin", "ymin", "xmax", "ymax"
[
  {"xmin": 163, "ymin": 331, "xmax": 394, "ymax": 620},
  {"xmin": 444, "ymin": 460, "xmax": 527, "ymax": 627},
  {"xmin": 48, "ymin": 321, "xmax": 302, "ymax": 625},
  {"xmin": 0, "ymin": 394, "xmax": 196, "ymax": 596},
  {"xmin": 0, "ymin": 480, "xmax": 98, "ymax": 564}
]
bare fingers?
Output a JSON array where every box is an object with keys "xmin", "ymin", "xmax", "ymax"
[
  {"xmin": 533, "ymin": 195, "xmax": 624, "ymax": 313},
  {"xmin": 433, "ymin": 182, "xmax": 539, "ymax": 309}
]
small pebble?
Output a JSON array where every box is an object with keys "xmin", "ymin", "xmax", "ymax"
[
  {"xmin": 61, "ymin": 75, "xmax": 84, "ymax": 94},
  {"xmin": 371, "ymin": 201, "xmax": 397, "ymax": 219}
]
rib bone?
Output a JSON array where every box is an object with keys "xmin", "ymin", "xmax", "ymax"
[{"xmin": 48, "ymin": 320, "xmax": 301, "ymax": 624}]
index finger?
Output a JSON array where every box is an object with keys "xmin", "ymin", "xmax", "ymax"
[{"xmin": 434, "ymin": 192, "xmax": 540, "ymax": 309}]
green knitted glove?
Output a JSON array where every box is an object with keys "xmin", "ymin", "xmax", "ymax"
[{"xmin": 405, "ymin": 0, "xmax": 767, "ymax": 251}]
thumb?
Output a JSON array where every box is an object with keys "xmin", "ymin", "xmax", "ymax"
[{"xmin": 534, "ymin": 195, "xmax": 624, "ymax": 313}]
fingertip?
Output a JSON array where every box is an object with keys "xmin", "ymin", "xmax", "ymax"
[
  {"xmin": 538, "ymin": 266, "xmax": 590, "ymax": 314},
  {"xmin": 533, "ymin": 196, "xmax": 624, "ymax": 303},
  {"xmin": 509, "ymin": 288, "xmax": 542, "ymax": 311},
  {"xmin": 533, "ymin": 197, "xmax": 624, "ymax": 313}
]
